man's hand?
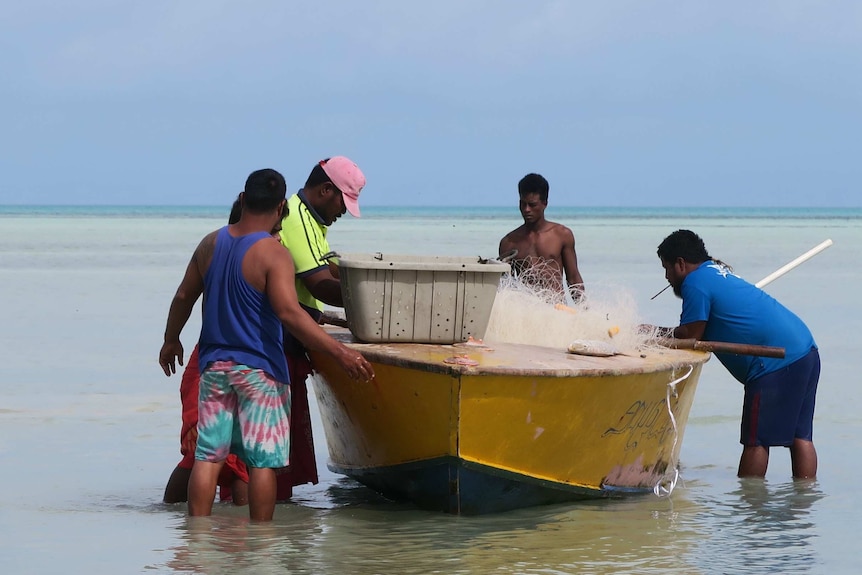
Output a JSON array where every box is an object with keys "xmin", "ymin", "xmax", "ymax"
[
  {"xmin": 159, "ymin": 341, "xmax": 184, "ymax": 376},
  {"xmin": 331, "ymin": 344, "xmax": 374, "ymax": 382}
]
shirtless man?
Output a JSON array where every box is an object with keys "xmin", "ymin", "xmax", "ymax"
[{"xmin": 498, "ymin": 173, "xmax": 584, "ymax": 303}]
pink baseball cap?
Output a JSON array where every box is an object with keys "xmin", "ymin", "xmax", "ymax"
[{"xmin": 320, "ymin": 156, "xmax": 366, "ymax": 217}]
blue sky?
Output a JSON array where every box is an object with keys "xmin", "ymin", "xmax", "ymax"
[{"xmin": 2, "ymin": 2, "xmax": 860, "ymax": 207}]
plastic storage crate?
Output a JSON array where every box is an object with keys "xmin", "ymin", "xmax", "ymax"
[{"xmin": 336, "ymin": 253, "xmax": 509, "ymax": 343}]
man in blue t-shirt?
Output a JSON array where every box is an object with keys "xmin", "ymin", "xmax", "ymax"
[{"xmin": 653, "ymin": 229, "xmax": 819, "ymax": 479}]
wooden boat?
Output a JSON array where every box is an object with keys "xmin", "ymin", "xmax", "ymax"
[{"xmin": 309, "ymin": 330, "xmax": 710, "ymax": 515}]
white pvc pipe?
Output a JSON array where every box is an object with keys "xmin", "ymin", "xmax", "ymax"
[{"xmin": 755, "ymin": 239, "xmax": 833, "ymax": 288}]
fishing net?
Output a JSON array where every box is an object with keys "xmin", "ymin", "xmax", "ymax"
[{"xmin": 484, "ymin": 261, "xmax": 662, "ymax": 353}]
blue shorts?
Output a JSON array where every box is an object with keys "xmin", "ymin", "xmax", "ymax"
[
  {"xmin": 740, "ymin": 348, "xmax": 820, "ymax": 447},
  {"xmin": 195, "ymin": 361, "xmax": 292, "ymax": 469}
]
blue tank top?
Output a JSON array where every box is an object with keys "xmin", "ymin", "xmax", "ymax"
[{"xmin": 198, "ymin": 226, "xmax": 289, "ymax": 383}]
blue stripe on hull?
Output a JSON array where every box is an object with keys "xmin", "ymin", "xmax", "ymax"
[{"xmin": 329, "ymin": 457, "xmax": 650, "ymax": 515}]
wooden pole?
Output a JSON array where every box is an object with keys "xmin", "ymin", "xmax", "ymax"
[{"xmin": 661, "ymin": 338, "xmax": 785, "ymax": 358}]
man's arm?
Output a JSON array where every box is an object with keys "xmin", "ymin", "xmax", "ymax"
[
  {"xmin": 158, "ymin": 235, "xmax": 210, "ymax": 376},
  {"xmin": 277, "ymin": 208, "xmax": 343, "ymax": 305},
  {"xmin": 499, "ymin": 232, "xmax": 518, "ymax": 259},
  {"xmin": 638, "ymin": 321, "xmax": 706, "ymax": 340},
  {"xmin": 559, "ymin": 227, "xmax": 584, "ymax": 302},
  {"xmin": 301, "ymin": 268, "xmax": 343, "ymax": 307},
  {"xmin": 265, "ymin": 245, "xmax": 373, "ymax": 381},
  {"xmin": 672, "ymin": 321, "xmax": 706, "ymax": 340}
]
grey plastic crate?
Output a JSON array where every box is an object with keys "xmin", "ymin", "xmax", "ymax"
[{"xmin": 336, "ymin": 253, "xmax": 509, "ymax": 343}]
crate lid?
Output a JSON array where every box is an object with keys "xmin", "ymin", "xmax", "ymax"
[{"xmin": 336, "ymin": 252, "xmax": 510, "ymax": 273}]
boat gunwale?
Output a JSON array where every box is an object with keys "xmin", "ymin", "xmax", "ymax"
[{"xmin": 325, "ymin": 329, "xmax": 710, "ymax": 378}]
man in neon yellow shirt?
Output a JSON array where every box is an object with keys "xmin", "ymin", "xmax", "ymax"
[
  {"xmin": 278, "ymin": 156, "xmax": 365, "ymax": 317},
  {"xmin": 276, "ymin": 156, "xmax": 366, "ymax": 486}
]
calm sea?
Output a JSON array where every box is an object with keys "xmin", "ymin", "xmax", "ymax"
[{"xmin": 1, "ymin": 205, "xmax": 860, "ymax": 574}]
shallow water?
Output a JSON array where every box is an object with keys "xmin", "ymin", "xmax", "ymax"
[{"xmin": 1, "ymin": 209, "xmax": 860, "ymax": 573}]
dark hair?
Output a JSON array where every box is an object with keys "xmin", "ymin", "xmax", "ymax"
[
  {"xmin": 304, "ymin": 158, "xmax": 333, "ymax": 189},
  {"xmin": 228, "ymin": 194, "xmax": 242, "ymax": 224},
  {"xmin": 518, "ymin": 173, "xmax": 549, "ymax": 203},
  {"xmin": 242, "ymin": 168, "xmax": 286, "ymax": 213},
  {"xmin": 657, "ymin": 229, "xmax": 712, "ymax": 265}
]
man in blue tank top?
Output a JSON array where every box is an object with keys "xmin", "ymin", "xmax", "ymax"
[
  {"xmin": 158, "ymin": 168, "xmax": 374, "ymax": 521},
  {"xmin": 653, "ymin": 229, "xmax": 819, "ymax": 480}
]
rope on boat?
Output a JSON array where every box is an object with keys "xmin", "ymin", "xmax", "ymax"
[{"xmin": 653, "ymin": 364, "xmax": 694, "ymax": 498}]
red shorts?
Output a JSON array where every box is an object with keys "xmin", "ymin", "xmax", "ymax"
[{"xmin": 279, "ymin": 351, "xmax": 319, "ymax": 488}]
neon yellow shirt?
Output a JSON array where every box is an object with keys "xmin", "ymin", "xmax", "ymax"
[{"xmin": 278, "ymin": 193, "xmax": 331, "ymax": 312}]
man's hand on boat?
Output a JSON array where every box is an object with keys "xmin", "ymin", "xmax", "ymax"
[{"xmin": 331, "ymin": 345, "xmax": 375, "ymax": 382}]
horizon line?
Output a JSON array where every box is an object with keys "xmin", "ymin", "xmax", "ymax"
[{"xmin": 1, "ymin": 203, "xmax": 859, "ymax": 210}]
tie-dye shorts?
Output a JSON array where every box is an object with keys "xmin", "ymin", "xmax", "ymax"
[{"xmin": 195, "ymin": 361, "xmax": 291, "ymax": 469}]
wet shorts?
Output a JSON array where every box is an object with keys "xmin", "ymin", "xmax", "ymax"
[
  {"xmin": 195, "ymin": 361, "xmax": 292, "ymax": 469},
  {"xmin": 740, "ymin": 348, "xmax": 820, "ymax": 447}
]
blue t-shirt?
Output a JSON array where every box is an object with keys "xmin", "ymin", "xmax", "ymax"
[
  {"xmin": 680, "ymin": 261, "xmax": 816, "ymax": 384},
  {"xmin": 198, "ymin": 226, "xmax": 289, "ymax": 383}
]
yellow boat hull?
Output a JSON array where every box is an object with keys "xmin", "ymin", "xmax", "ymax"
[{"xmin": 310, "ymin": 334, "xmax": 708, "ymax": 514}]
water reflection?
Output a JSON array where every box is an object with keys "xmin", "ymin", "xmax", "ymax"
[
  {"xmin": 690, "ymin": 479, "xmax": 824, "ymax": 574},
  {"xmin": 165, "ymin": 507, "xmax": 325, "ymax": 574},
  {"xmin": 160, "ymin": 478, "xmax": 721, "ymax": 574}
]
